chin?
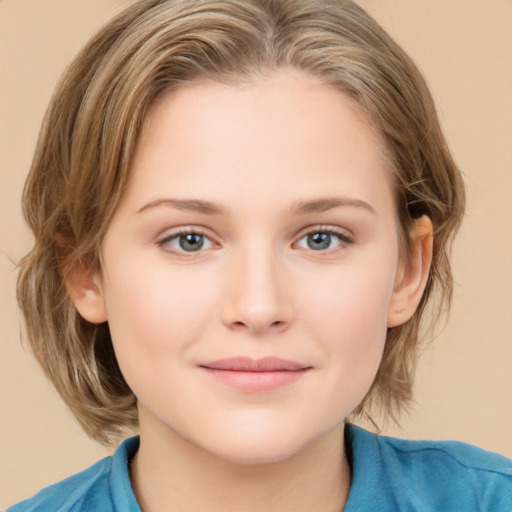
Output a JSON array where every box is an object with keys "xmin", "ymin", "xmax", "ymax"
[
  {"xmin": 206, "ymin": 438, "xmax": 307, "ymax": 466},
  {"xmin": 195, "ymin": 421, "xmax": 342, "ymax": 466}
]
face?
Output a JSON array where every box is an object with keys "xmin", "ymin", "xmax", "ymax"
[{"xmin": 78, "ymin": 70, "xmax": 422, "ymax": 464}]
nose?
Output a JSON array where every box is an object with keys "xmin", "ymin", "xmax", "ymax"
[{"xmin": 221, "ymin": 242, "xmax": 293, "ymax": 336}]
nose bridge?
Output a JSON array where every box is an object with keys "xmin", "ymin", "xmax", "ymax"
[{"xmin": 222, "ymin": 235, "xmax": 292, "ymax": 334}]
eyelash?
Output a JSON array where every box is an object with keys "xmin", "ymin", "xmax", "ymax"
[
  {"xmin": 156, "ymin": 226, "xmax": 353, "ymax": 256},
  {"xmin": 157, "ymin": 228, "xmax": 215, "ymax": 256},
  {"xmin": 295, "ymin": 227, "xmax": 353, "ymax": 255}
]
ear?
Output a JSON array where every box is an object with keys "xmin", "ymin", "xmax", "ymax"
[
  {"xmin": 55, "ymin": 233, "xmax": 107, "ymax": 324},
  {"xmin": 54, "ymin": 234, "xmax": 108, "ymax": 326},
  {"xmin": 387, "ymin": 215, "xmax": 433, "ymax": 328},
  {"xmin": 64, "ymin": 260, "xmax": 108, "ymax": 324}
]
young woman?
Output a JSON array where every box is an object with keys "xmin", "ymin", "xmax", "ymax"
[{"xmin": 8, "ymin": 0, "xmax": 511, "ymax": 511}]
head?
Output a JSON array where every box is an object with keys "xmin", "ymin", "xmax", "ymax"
[{"xmin": 18, "ymin": 0, "xmax": 465, "ymax": 446}]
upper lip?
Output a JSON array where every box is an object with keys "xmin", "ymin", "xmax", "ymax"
[{"xmin": 199, "ymin": 356, "xmax": 310, "ymax": 372}]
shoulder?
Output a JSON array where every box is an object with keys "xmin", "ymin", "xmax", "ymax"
[
  {"xmin": 345, "ymin": 425, "xmax": 512, "ymax": 512},
  {"xmin": 5, "ymin": 458, "xmax": 113, "ymax": 512},
  {"xmin": 6, "ymin": 437, "xmax": 140, "ymax": 512},
  {"xmin": 377, "ymin": 429, "xmax": 512, "ymax": 475}
]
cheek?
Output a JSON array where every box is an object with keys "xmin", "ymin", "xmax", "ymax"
[
  {"xmin": 101, "ymin": 254, "xmax": 219, "ymax": 359},
  {"xmin": 299, "ymin": 258, "xmax": 396, "ymax": 383},
  {"xmin": 302, "ymin": 259, "xmax": 395, "ymax": 336},
  {"xmin": 100, "ymin": 258, "xmax": 223, "ymax": 409}
]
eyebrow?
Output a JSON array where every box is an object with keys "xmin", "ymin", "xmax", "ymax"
[
  {"xmin": 137, "ymin": 198, "xmax": 227, "ymax": 215},
  {"xmin": 290, "ymin": 197, "xmax": 377, "ymax": 215},
  {"xmin": 137, "ymin": 196, "xmax": 376, "ymax": 216}
]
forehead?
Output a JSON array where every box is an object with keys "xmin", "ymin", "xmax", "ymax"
[{"xmin": 124, "ymin": 70, "xmax": 394, "ymax": 217}]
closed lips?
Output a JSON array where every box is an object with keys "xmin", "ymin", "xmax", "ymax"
[{"xmin": 199, "ymin": 356, "xmax": 311, "ymax": 372}]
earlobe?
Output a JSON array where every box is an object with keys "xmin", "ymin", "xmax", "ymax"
[
  {"xmin": 387, "ymin": 215, "xmax": 433, "ymax": 328},
  {"xmin": 65, "ymin": 260, "xmax": 108, "ymax": 324}
]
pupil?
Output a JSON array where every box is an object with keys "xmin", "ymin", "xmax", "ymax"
[
  {"xmin": 179, "ymin": 234, "xmax": 204, "ymax": 251},
  {"xmin": 308, "ymin": 232, "xmax": 330, "ymax": 250}
]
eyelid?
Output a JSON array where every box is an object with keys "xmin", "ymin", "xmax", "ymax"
[
  {"xmin": 293, "ymin": 225, "xmax": 354, "ymax": 254},
  {"xmin": 295, "ymin": 224, "xmax": 354, "ymax": 242},
  {"xmin": 156, "ymin": 226, "xmax": 219, "ymax": 254}
]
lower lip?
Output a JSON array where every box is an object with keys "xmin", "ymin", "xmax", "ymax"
[{"xmin": 201, "ymin": 368, "xmax": 311, "ymax": 393}]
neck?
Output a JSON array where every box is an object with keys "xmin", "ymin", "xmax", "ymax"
[{"xmin": 130, "ymin": 420, "xmax": 351, "ymax": 512}]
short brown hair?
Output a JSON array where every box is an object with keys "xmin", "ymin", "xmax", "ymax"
[{"xmin": 17, "ymin": 0, "xmax": 465, "ymax": 445}]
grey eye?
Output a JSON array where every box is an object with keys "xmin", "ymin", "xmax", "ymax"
[
  {"xmin": 161, "ymin": 232, "xmax": 214, "ymax": 253},
  {"xmin": 178, "ymin": 233, "xmax": 205, "ymax": 251},
  {"xmin": 297, "ymin": 231, "xmax": 347, "ymax": 251},
  {"xmin": 307, "ymin": 232, "xmax": 332, "ymax": 250}
]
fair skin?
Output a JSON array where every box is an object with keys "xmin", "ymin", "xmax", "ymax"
[{"xmin": 69, "ymin": 70, "xmax": 432, "ymax": 512}]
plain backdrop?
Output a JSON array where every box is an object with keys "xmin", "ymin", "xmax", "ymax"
[{"xmin": 1, "ymin": 0, "xmax": 511, "ymax": 508}]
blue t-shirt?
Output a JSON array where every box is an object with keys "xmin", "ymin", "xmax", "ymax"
[{"xmin": 7, "ymin": 425, "xmax": 512, "ymax": 511}]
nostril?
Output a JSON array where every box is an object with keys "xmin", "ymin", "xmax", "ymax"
[
  {"xmin": 269, "ymin": 321, "xmax": 290, "ymax": 333},
  {"xmin": 230, "ymin": 320, "xmax": 286, "ymax": 332}
]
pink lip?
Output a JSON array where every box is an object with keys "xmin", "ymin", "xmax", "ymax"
[{"xmin": 199, "ymin": 357, "xmax": 312, "ymax": 393}]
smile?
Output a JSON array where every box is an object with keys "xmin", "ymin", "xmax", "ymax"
[{"xmin": 199, "ymin": 357, "xmax": 312, "ymax": 393}]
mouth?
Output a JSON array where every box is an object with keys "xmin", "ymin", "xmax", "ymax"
[{"xmin": 199, "ymin": 356, "xmax": 312, "ymax": 393}]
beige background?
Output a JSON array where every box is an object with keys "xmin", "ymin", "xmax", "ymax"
[{"xmin": 1, "ymin": 0, "xmax": 511, "ymax": 508}]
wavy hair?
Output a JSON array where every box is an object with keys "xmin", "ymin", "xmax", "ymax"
[{"xmin": 17, "ymin": 0, "xmax": 465, "ymax": 445}]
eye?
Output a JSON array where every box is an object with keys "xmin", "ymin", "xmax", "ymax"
[
  {"xmin": 296, "ymin": 229, "xmax": 352, "ymax": 252},
  {"xmin": 158, "ymin": 230, "xmax": 215, "ymax": 253}
]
